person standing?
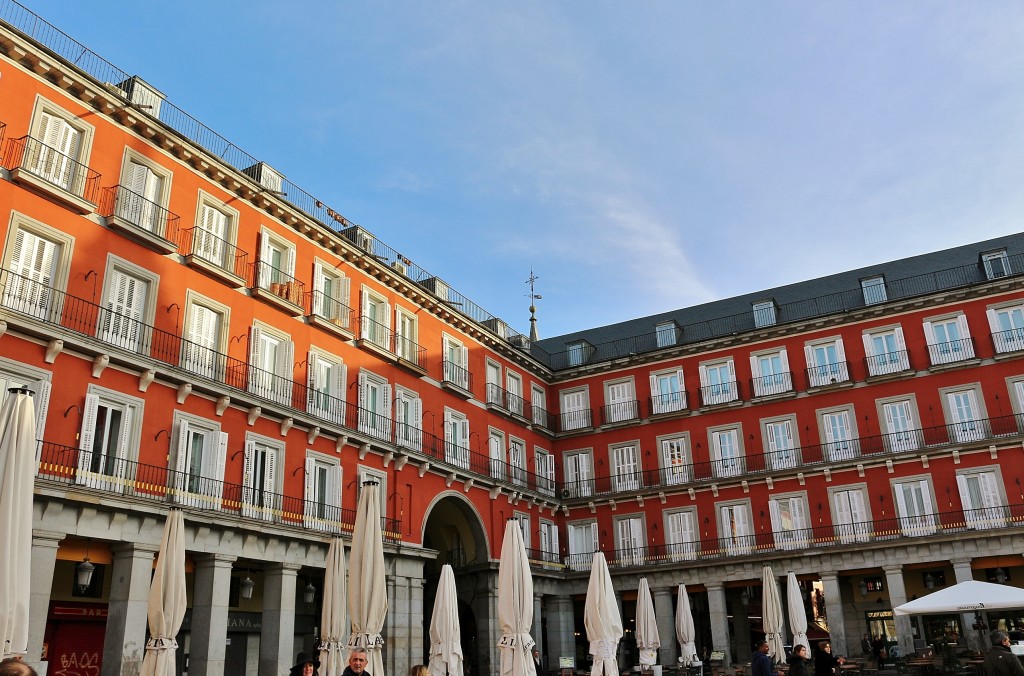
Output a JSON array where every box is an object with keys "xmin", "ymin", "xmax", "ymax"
[
  {"xmin": 532, "ymin": 648, "xmax": 545, "ymax": 675},
  {"xmin": 861, "ymin": 635, "xmax": 873, "ymax": 660},
  {"xmin": 344, "ymin": 649, "xmax": 371, "ymax": 676},
  {"xmin": 788, "ymin": 645, "xmax": 812, "ymax": 676},
  {"xmin": 983, "ymin": 631, "xmax": 1024, "ymax": 676},
  {"xmin": 753, "ymin": 641, "xmax": 778, "ymax": 676},
  {"xmin": 288, "ymin": 653, "xmax": 320, "ymax": 676},
  {"xmin": 814, "ymin": 642, "xmax": 845, "ymax": 676}
]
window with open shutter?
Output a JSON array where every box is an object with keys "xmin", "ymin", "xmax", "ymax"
[
  {"xmin": 712, "ymin": 429, "xmax": 742, "ymax": 478},
  {"xmin": 957, "ymin": 470, "xmax": 1006, "ymax": 529},
  {"xmin": 183, "ymin": 302, "xmax": 221, "ymax": 379},
  {"xmin": 666, "ymin": 510, "xmax": 697, "ymax": 561},
  {"xmin": 565, "ymin": 452, "xmax": 592, "ymax": 498},
  {"xmin": 832, "ymin": 488, "xmax": 869, "ymax": 543},
  {"xmin": 882, "ymin": 400, "xmax": 918, "ymax": 452},
  {"xmin": 823, "ymin": 410, "xmax": 856, "ymax": 461},
  {"xmin": 720, "ymin": 504, "xmax": 752, "ymax": 555},
  {"xmin": 947, "ymin": 389, "xmax": 983, "ymax": 442},
  {"xmin": 661, "ymin": 437, "xmax": 691, "ymax": 485},
  {"xmin": 33, "ymin": 111, "xmax": 81, "ymax": 190},
  {"xmin": 765, "ymin": 420, "xmax": 796, "ymax": 470},
  {"xmin": 769, "ymin": 496, "xmax": 809, "ymax": 550},
  {"xmin": 616, "ymin": 516, "xmax": 644, "ymax": 565},
  {"xmin": 4, "ymin": 229, "xmax": 59, "ymax": 320},
  {"xmin": 196, "ymin": 204, "xmax": 227, "ymax": 265},
  {"xmin": 98, "ymin": 268, "xmax": 149, "ymax": 351},
  {"xmin": 895, "ymin": 480, "xmax": 936, "ymax": 536},
  {"xmin": 612, "ymin": 444, "xmax": 640, "ymax": 491}
]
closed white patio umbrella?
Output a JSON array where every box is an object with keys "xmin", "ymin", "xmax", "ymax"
[
  {"xmin": 497, "ymin": 519, "xmax": 536, "ymax": 676},
  {"xmin": 585, "ymin": 552, "xmax": 622, "ymax": 676},
  {"xmin": 762, "ymin": 565, "xmax": 785, "ymax": 665},
  {"xmin": 676, "ymin": 583, "xmax": 698, "ymax": 667},
  {"xmin": 320, "ymin": 537, "xmax": 349, "ymax": 676},
  {"xmin": 636, "ymin": 578, "xmax": 660, "ymax": 666},
  {"xmin": 140, "ymin": 509, "xmax": 188, "ymax": 676},
  {"xmin": 0, "ymin": 387, "xmax": 36, "ymax": 659},
  {"xmin": 786, "ymin": 572, "xmax": 809, "ymax": 655},
  {"xmin": 349, "ymin": 481, "xmax": 388, "ymax": 676},
  {"xmin": 429, "ymin": 563, "xmax": 463, "ymax": 676}
]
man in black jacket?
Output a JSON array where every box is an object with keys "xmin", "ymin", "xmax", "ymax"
[
  {"xmin": 984, "ymin": 631, "xmax": 1024, "ymax": 676},
  {"xmin": 343, "ymin": 649, "xmax": 370, "ymax": 676}
]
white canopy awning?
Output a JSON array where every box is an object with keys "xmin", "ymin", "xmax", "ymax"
[{"xmin": 894, "ymin": 580, "xmax": 1024, "ymax": 615}]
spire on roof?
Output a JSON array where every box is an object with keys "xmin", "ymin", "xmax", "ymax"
[{"xmin": 526, "ymin": 269, "xmax": 541, "ymax": 343}]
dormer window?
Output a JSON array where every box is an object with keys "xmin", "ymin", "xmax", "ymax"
[
  {"xmin": 656, "ymin": 321, "xmax": 678, "ymax": 347},
  {"xmin": 752, "ymin": 301, "xmax": 776, "ymax": 328},
  {"xmin": 861, "ymin": 276, "xmax": 887, "ymax": 305},
  {"xmin": 566, "ymin": 340, "xmax": 593, "ymax": 367},
  {"xmin": 982, "ymin": 250, "xmax": 1011, "ymax": 280}
]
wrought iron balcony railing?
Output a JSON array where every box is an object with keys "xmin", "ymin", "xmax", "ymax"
[
  {"xmin": 441, "ymin": 360, "xmax": 473, "ymax": 393},
  {"xmin": 177, "ymin": 226, "xmax": 250, "ymax": 280},
  {"xmin": 307, "ymin": 289, "xmax": 354, "ymax": 331},
  {"xmin": 484, "ymin": 383, "xmax": 527, "ymax": 417},
  {"xmin": 699, "ymin": 381, "xmax": 741, "ymax": 407},
  {"xmin": 252, "ymin": 260, "xmax": 305, "ymax": 307},
  {"xmin": 749, "ymin": 371, "xmax": 793, "ymax": 398},
  {"xmin": 992, "ymin": 328, "xmax": 1024, "ymax": 355},
  {"xmin": 806, "ymin": 361, "xmax": 851, "ymax": 388},
  {"xmin": 1, "ymin": 134, "xmax": 101, "ymax": 203},
  {"xmin": 649, "ymin": 391, "xmax": 688, "ymax": 415},
  {"xmin": 100, "ymin": 185, "xmax": 181, "ymax": 246},
  {"xmin": 531, "ymin": 404, "xmax": 556, "ymax": 431},
  {"xmin": 600, "ymin": 400, "xmax": 641, "ymax": 425},
  {"xmin": 357, "ymin": 315, "xmax": 393, "ymax": 353},
  {"xmin": 926, "ymin": 337, "xmax": 976, "ymax": 366},
  {"xmin": 864, "ymin": 349, "xmax": 912, "ymax": 377},
  {"xmin": 394, "ymin": 334, "xmax": 427, "ymax": 370},
  {"xmin": 559, "ymin": 409, "xmax": 593, "ymax": 433}
]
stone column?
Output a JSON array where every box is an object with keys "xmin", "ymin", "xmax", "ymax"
[
  {"xmin": 617, "ymin": 590, "xmax": 629, "ymax": 672},
  {"xmin": 883, "ymin": 565, "xmax": 913, "ymax": 659},
  {"xmin": 473, "ymin": 574, "xmax": 501, "ymax": 676},
  {"xmin": 103, "ymin": 541, "xmax": 158, "ymax": 676},
  {"xmin": 546, "ymin": 595, "xmax": 576, "ymax": 670},
  {"xmin": 259, "ymin": 562, "xmax": 300, "ymax": 676},
  {"xmin": 27, "ymin": 531, "xmax": 63, "ymax": 673},
  {"xmin": 387, "ymin": 555, "xmax": 426, "ymax": 676},
  {"xmin": 533, "ymin": 593, "xmax": 544, "ymax": 656},
  {"xmin": 189, "ymin": 554, "xmax": 236, "ymax": 676},
  {"xmin": 951, "ymin": 558, "xmax": 979, "ymax": 651},
  {"xmin": 707, "ymin": 583, "xmax": 731, "ymax": 668},
  {"xmin": 654, "ymin": 586, "xmax": 678, "ymax": 666},
  {"xmin": 820, "ymin": 574, "xmax": 848, "ymax": 657}
]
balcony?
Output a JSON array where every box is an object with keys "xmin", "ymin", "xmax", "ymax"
[
  {"xmin": 806, "ymin": 361, "xmax": 851, "ymax": 389},
  {"xmin": 749, "ymin": 371, "xmax": 794, "ymax": 398},
  {"xmin": 600, "ymin": 400, "xmax": 641, "ymax": 426},
  {"xmin": 992, "ymin": 328, "xmax": 1024, "ymax": 356},
  {"xmin": 926, "ymin": 337, "xmax": 976, "ymax": 367},
  {"xmin": 699, "ymin": 381, "xmax": 741, "ymax": 407},
  {"xmin": 485, "ymin": 383, "xmax": 529, "ymax": 420},
  {"xmin": 356, "ymin": 315, "xmax": 394, "ymax": 359},
  {"xmin": 178, "ymin": 226, "xmax": 248, "ymax": 288},
  {"xmin": 649, "ymin": 391, "xmax": 688, "ymax": 416},
  {"xmin": 36, "ymin": 440, "xmax": 402, "ymax": 542},
  {"xmin": 306, "ymin": 289, "xmax": 355, "ymax": 339},
  {"xmin": 864, "ymin": 349, "xmax": 912, "ymax": 378},
  {"xmin": 2, "ymin": 135, "xmax": 101, "ymax": 213},
  {"xmin": 250, "ymin": 260, "xmax": 304, "ymax": 316},
  {"xmin": 100, "ymin": 185, "xmax": 180, "ymax": 254},
  {"xmin": 441, "ymin": 360, "xmax": 473, "ymax": 398},
  {"xmin": 531, "ymin": 404, "xmax": 556, "ymax": 432},
  {"xmin": 559, "ymin": 409, "xmax": 593, "ymax": 433},
  {"xmin": 394, "ymin": 335, "xmax": 427, "ymax": 376}
]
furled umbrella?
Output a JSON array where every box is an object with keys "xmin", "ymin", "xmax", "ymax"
[
  {"xmin": 140, "ymin": 509, "xmax": 188, "ymax": 676},
  {"xmin": 761, "ymin": 565, "xmax": 786, "ymax": 665},
  {"xmin": 349, "ymin": 481, "xmax": 388, "ymax": 676},
  {"xmin": 320, "ymin": 537, "xmax": 349, "ymax": 676},
  {"xmin": 676, "ymin": 583, "xmax": 698, "ymax": 667},
  {"xmin": 786, "ymin": 572, "xmax": 809, "ymax": 655},
  {"xmin": 429, "ymin": 563, "xmax": 463, "ymax": 676},
  {"xmin": 0, "ymin": 387, "xmax": 36, "ymax": 659},
  {"xmin": 585, "ymin": 552, "xmax": 622, "ymax": 676},
  {"xmin": 636, "ymin": 578, "xmax": 660, "ymax": 667},
  {"xmin": 497, "ymin": 519, "xmax": 536, "ymax": 676}
]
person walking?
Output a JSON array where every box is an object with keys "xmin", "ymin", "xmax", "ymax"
[
  {"xmin": 814, "ymin": 642, "xmax": 845, "ymax": 676},
  {"xmin": 788, "ymin": 645, "xmax": 812, "ymax": 676},
  {"xmin": 983, "ymin": 631, "xmax": 1024, "ymax": 676},
  {"xmin": 753, "ymin": 640, "xmax": 779, "ymax": 676}
]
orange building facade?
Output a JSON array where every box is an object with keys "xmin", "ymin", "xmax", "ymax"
[{"xmin": 3, "ymin": 5, "xmax": 1024, "ymax": 676}]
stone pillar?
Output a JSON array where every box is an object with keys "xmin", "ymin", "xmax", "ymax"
[
  {"xmin": 472, "ymin": 574, "xmax": 501, "ymax": 676},
  {"xmin": 617, "ymin": 590, "xmax": 629, "ymax": 672},
  {"xmin": 27, "ymin": 531, "xmax": 63, "ymax": 673},
  {"xmin": 189, "ymin": 554, "xmax": 236, "ymax": 676},
  {"xmin": 707, "ymin": 583, "xmax": 731, "ymax": 668},
  {"xmin": 732, "ymin": 591, "xmax": 751, "ymax": 662},
  {"xmin": 103, "ymin": 541, "xmax": 158, "ymax": 676},
  {"xmin": 820, "ymin": 574, "xmax": 848, "ymax": 657},
  {"xmin": 883, "ymin": 565, "xmax": 913, "ymax": 659},
  {"xmin": 259, "ymin": 562, "xmax": 299, "ymax": 676},
  {"xmin": 546, "ymin": 595, "xmax": 576, "ymax": 670},
  {"xmin": 386, "ymin": 555, "xmax": 426, "ymax": 676},
  {"xmin": 951, "ymin": 558, "xmax": 979, "ymax": 651},
  {"xmin": 533, "ymin": 593, "xmax": 544, "ymax": 656},
  {"xmin": 654, "ymin": 586, "xmax": 678, "ymax": 666}
]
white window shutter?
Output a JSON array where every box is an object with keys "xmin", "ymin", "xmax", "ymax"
[
  {"xmin": 212, "ymin": 432, "xmax": 228, "ymax": 509},
  {"xmin": 360, "ymin": 291, "xmax": 370, "ymax": 339},
  {"xmin": 727, "ymin": 360, "xmax": 736, "ymax": 382},
  {"xmin": 835, "ymin": 339, "xmax": 846, "ymax": 361},
  {"xmin": 861, "ymin": 333, "xmax": 874, "ymax": 357},
  {"xmin": 979, "ymin": 472, "xmax": 1000, "ymax": 508},
  {"xmin": 922, "ymin": 321, "xmax": 936, "ymax": 346},
  {"xmin": 749, "ymin": 355, "xmax": 761, "ymax": 380},
  {"xmin": 986, "ymin": 308, "xmax": 1000, "ymax": 333},
  {"xmin": 282, "ymin": 340, "xmax": 295, "ymax": 382},
  {"xmin": 894, "ymin": 326, "xmax": 906, "ymax": 350},
  {"xmin": 894, "ymin": 484, "xmax": 909, "ymax": 517},
  {"xmin": 833, "ymin": 492, "xmax": 852, "ymax": 525},
  {"xmin": 303, "ymin": 456, "xmax": 316, "ymax": 527},
  {"xmin": 849, "ymin": 490, "xmax": 867, "ymax": 522},
  {"xmin": 249, "ymin": 325, "xmax": 262, "ymax": 367},
  {"xmin": 459, "ymin": 345, "xmax": 468, "ymax": 369},
  {"xmin": 334, "ymin": 361, "xmax": 347, "ymax": 404},
  {"xmin": 264, "ymin": 448, "xmax": 277, "ymax": 493},
  {"xmin": 955, "ymin": 474, "xmax": 970, "ymax": 508},
  {"xmin": 285, "ymin": 244, "xmax": 296, "ymax": 277},
  {"xmin": 241, "ymin": 441, "xmax": 256, "ymax": 517},
  {"xmin": 792, "ymin": 498, "xmax": 808, "ymax": 529},
  {"xmin": 175, "ymin": 420, "xmax": 191, "ymax": 476},
  {"xmin": 31, "ymin": 380, "xmax": 51, "ymax": 440},
  {"xmin": 339, "ymin": 275, "xmax": 351, "ymax": 307},
  {"xmin": 698, "ymin": 363, "xmax": 709, "ymax": 388}
]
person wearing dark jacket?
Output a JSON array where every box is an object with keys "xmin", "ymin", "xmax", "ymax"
[
  {"xmin": 788, "ymin": 645, "xmax": 811, "ymax": 676},
  {"xmin": 753, "ymin": 641, "xmax": 776, "ymax": 676},
  {"xmin": 288, "ymin": 653, "xmax": 319, "ymax": 676},
  {"xmin": 984, "ymin": 631, "xmax": 1024, "ymax": 676},
  {"xmin": 343, "ymin": 649, "xmax": 370, "ymax": 676},
  {"xmin": 814, "ymin": 642, "xmax": 844, "ymax": 676}
]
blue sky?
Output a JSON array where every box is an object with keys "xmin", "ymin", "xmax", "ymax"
[{"xmin": 26, "ymin": 1, "xmax": 1024, "ymax": 339}]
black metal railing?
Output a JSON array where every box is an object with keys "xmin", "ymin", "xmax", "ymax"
[
  {"xmin": 357, "ymin": 315, "xmax": 393, "ymax": 352},
  {"xmin": 178, "ymin": 226, "xmax": 249, "ymax": 279},
  {"xmin": 699, "ymin": 381, "xmax": 741, "ymax": 407},
  {"xmin": 441, "ymin": 360, "xmax": 472, "ymax": 392},
  {"xmin": 485, "ymin": 383, "xmax": 527, "ymax": 417},
  {"xmin": 100, "ymin": 185, "xmax": 180, "ymax": 245},
  {"xmin": 394, "ymin": 335, "xmax": 427, "ymax": 370},
  {"xmin": 306, "ymin": 289, "xmax": 354, "ymax": 330},
  {"xmin": 600, "ymin": 401, "xmax": 641, "ymax": 425},
  {"xmin": 2, "ymin": 135, "xmax": 101, "ymax": 202},
  {"xmin": 525, "ymin": 547, "xmax": 562, "ymax": 565},
  {"xmin": 927, "ymin": 337, "xmax": 976, "ymax": 365},
  {"xmin": 805, "ymin": 361, "xmax": 851, "ymax": 388},
  {"xmin": 649, "ymin": 391, "xmax": 688, "ymax": 415},
  {"xmin": 559, "ymin": 409, "xmax": 593, "ymax": 432},
  {"xmin": 531, "ymin": 405, "xmax": 556, "ymax": 431},
  {"xmin": 252, "ymin": 260, "xmax": 305, "ymax": 306},
  {"xmin": 864, "ymin": 349, "xmax": 912, "ymax": 377},
  {"xmin": 992, "ymin": 328, "xmax": 1024, "ymax": 355},
  {"xmin": 749, "ymin": 372, "xmax": 793, "ymax": 398}
]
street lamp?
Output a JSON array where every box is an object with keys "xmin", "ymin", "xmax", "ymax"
[{"xmin": 76, "ymin": 557, "xmax": 95, "ymax": 593}]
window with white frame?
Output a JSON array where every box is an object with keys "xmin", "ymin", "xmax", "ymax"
[
  {"xmin": 863, "ymin": 326, "xmax": 909, "ymax": 376},
  {"xmin": 878, "ymin": 397, "xmax": 920, "ymax": 452},
  {"xmin": 610, "ymin": 442, "xmax": 641, "ymax": 492},
  {"xmin": 566, "ymin": 520, "xmax": 598, "ymax": 571},
  {"xmin": 488, "ymin": 429, "xmax": 506, "ymax": 480},
  {"xmin": 893, "ymin": 478, "xmax": 937, "ymax": 536},
  {"xmin": 656, "ymin": 321, "xmax": 678, "ymax": 347},
  {"xmin": 769, "ymin": 493, "xmax": 811, "ymax": 550},
  {"xmin": 566, "ymin": 341, "xmax": 588, "ymax": 367},
  {"xmin": 604, "ymin": 378, "xmax": 637, "ymax": 423},
  {"xmin": 650, "ymin": 368, "xmax": 686, "ymax": 414},
  {"xmin": 181, "ymin": 294, "xmax": 227, "ymax": 380},
  {"xmin": 820, "ymin": 406, "xmax": 858, "ymax": 461},
  {"xmin": 357, "ymin": 466, "xmax": 389, "ymax": 519},
  {"xmin": 442, "ymin": 334, "xmax": 470, "ymax": 390},
  {"xmin": 942, "ymin": 385, "xmax": 986, "ymax": 443},
  {"xmin": 804, "ymin": 337, "xmax": 849, "ymax": 387},
  {"xmin": 307, "ymin": 350, "xmax": 346, "ymax": 424},
  {"xmin": 241, "ymin": 435, "xmax": 281, "ymax": 521},
  {"xmin": 987, "ymin": 302, "xmax": 1024, "ymax": 354},
  {"xmin": 710, "ymin": 426, "xmax": 744, "ymax": 478},
  {"xmin": 509, "ymin": 437, "xmax": 527, "ymax": 486},
  {"xmin": 531, "ymin": 384, "xmax": 547, "ymax": 425},
  {"xmin": 258, "ymin": 228, "xmax": 297, "ymax": 296},
  {"xmin": 564, "ymin": 450, "xmax": 593, "ymax": 498},
  {"xmin": 615, "ymin": 515, "xmax": 645, "ymax": 566},
  {"xmin": 983, "ymin": 250, "xmax": 1011, "ymax": 280},
  {"xmin": 248, "ymin": 324, "xmax": 295, "ymax": 405},
  {"xmin": 861, "ymin": 276, "xmax": 887, "ymax": 305},
  {"xmin": 535, "ymin": 447, "xmax": 555, "ymax": 496},
  {"xmin": 750, "ymin": 348, "xmax": 791, "ymax": 397},
  {"xmin": 26, "ymin": 99, "xmax": 94, "ymax": 194},
  {"xmin": 560, "ymin": 388, "xmax": 591, "ymax": 431},
  {"xmin": 193, "ymin": 193, "xmax": 238, "ymax": 270},
  {"xmin": 513, "ymin": 512, "xmax": 531, "ymax": 550},
  {"xmin": 358, "ymin": 371, "xmax": 392, "ymax": 442},
  {"xmin": 539, "ymin": 519, "xmax": 560, "ymax": 563},
  {"xmin": 97, "ymin": 257, "xmax": 158, "ymax": 353},
  {"xmin": 699, "ymin": 358, "xmax": 737, "ymax": 405},
  {"xmin": 830, "ymin": 485, "xmax": 871, "ymax": 544},
  {"xmin": 956, "ymin": 468, "xmax": 1007, "ymax": 529},
  {"xmin": 924, "ymin": 313, "xmax": 974, "ymax": 365},
  {"xmin": 486, "ymin": 360, "xmax": 503, "ymax": 406},
  {"xmin": 77, "ymin": 387, "xmax": 144, "ymax": 493},
  {"xmin": 304, "ymin": 452, "xmax": 342, "ymax": 531},
  {"xmin": 762, "ymin": 416, "xmax": 797, "ymax": 470},
  {"xmin": 312, "ymin": 260, "xmax": 351, "ymax": 328},
  {"xmin": 506, "ymin": 371, "xmax": 524, "ymax": 416},
  {"xmin": 0, "ymin": 359, "xmax": 52, "ymax": 440},
  {"xmin": 117, "ymin": 152, "xmax": 170, "ymax": 234},
  {"xmin": 172, "ymin": 414, "xmax": 227, "ymax": 509},
  {"xmin": 394, "ymin": 387, "xmax": 422, "ymax": 452},
  {"xmin": 444, "ymin": 408, "xmax": 470, "ymax": 469},
  {"xmin": 665, "ymin": 508, "xmax": 698, "ymax": 561},
  {"xmin": 752, "ymin": 300, "xmax": 777, "ymax": 328},
  {"xmin": 718, "ymin": 501, "xmax": 753, "ymax": 555},
  {"xmin": 1, "ymin": 215, "xmax": 73, "ymax": 321},
  {"xmin": 360, "ymin": 287, "xmax": 391, "ymax": 350},
  {"xmin": 660, "ymin": 434, "xmax": 692, "ymax": 485},
  {"xmin": 394, "ymin": 306, "xmax": 419, "ymax": 363}
]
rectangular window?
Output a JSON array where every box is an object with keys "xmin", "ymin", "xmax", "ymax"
[
  {"xmin": 752, "ymin": 300, "xmax": 777, "ymax": 328},
  {"xmin": 486, "ymin": 360, "xmax": 503, "ymax": 406},
  {"xmin": 567, "ymin": 521, "xmax": 598, "ymax": 571},
  {"xmin": 945, "ymin": 388, "xmax": 984, "ymax": 443},
  {"xmin": 394, "ymin": 307, "xmax": 419, "ymax": 363},
  {"xmin": 881, "ymin": 399, "xmax": 919, "ymax": 452},
  {"xmin": 604, "ymin": 379, "xmax": 637, "ymax": 423},
  {"xmin": 442, "ymin": 334, "xmax": 470, "ymax": 390},
  {"xmin": 769, "ymin": 494, "xmax": 810, "ymax": 550},
  {"xmin": 611, "ymin": 443, "xmax": 641, "ymax": 492},
  {"xmin": 118, "ymin": 155, "xmax": 168, "ymax": 234},
  {"xmin": 863, "ymin": 326, "xmax": 909, "ymax": 376},
  {"xmin": 535, "ymin": 448, "xmax": 555, "ymax": 496},
  {"xmin": 615, "ymin": 516, "xmax": 645, "ymax": 566},
  {"xmin": 258, "ymin": 230, "xmax": 296, "ymax": 293},
  {"xmin": 394, "ymin": 388, "xmax": 422, "ymax": 452},
  {"xmin": 956, "ymin": 469, "xmax": 1007, "ymax": 529},
  {"xmin": 750, "ymin": 349, "xmax": 791, "ymax": 397},
  {"xmin": 665, "ymin": 509, "xmax": 698, "ymax": 561},
  {"xmin": 699, "ymin": 358, "xmax": 738, "ymax": 406},
  {"xmin": 650, "ymin": 368, "xmax": 686, "ymax": 414},
  {"xmin": 360, "ymin": 287, "xmax": 391, "ymax": 350},
  {"xmin": 77, "ymin": 389, "xmax": 143, "ymax": 493},
  {"xmin": 539, "ymin": 520, "xmax": 560, "ymax": 563},
  {"xmin": 193, "ymin": 196, "xmax": 237, "ymax": 270},
  {"xmin": 304, "ymin": 453, "xmax": 342, "ymax": 531},
  {"xmin": 307, "ymin": 351, "xmax": 346, "ymax": 424},
  {"xmin": 506, "ymin": 371, "xmax": 524, "ymax": 417},
  {"xmin": 560, "ymin": 388, "xmax": 591, "ymax": 431},
  {"xmin": 987, "ymin": 303, "xmax": 1024, "ymax": 354},
  {"xmin": 444, "ymin": 409, "xmax": 470, "ymax": 469},
  {"xmin": 26, "ymin": 102, "xmax": 93, "ymax": 196},
  {"xmin": 3, "ymin": 226, "xmax": 62, "ymax": 320},
  {"xmin": 656, "ymin": 321, "xmax": 678, "ymax": 347},
  {"xmin": 567, "ymin": 341, "xmax": 587, "ymax": 367},
  {"xmin": 831, "ymin": 486, "xmax": 870, "ymax": 543},
  {"xmin": 97, "ymin": 264, "xmax": 154, "ymax": 352},
  {"xmin": 983, "ymin": 250, "xmax": 1011, "ymax": 280},
  {"xmin": 488, "ymin": 429, "xmax": 506, "ymax": 481},
  {"xmin": 711, "ymin": 427, "xmax": 743, "ymax": 478},
  {"xmin": 531, "ymin": 384, "xmax": 547, "ymax": 426},
  {"xmin": 358, "ymin": 371, "xmax": 392, "ymax": 442},
  {"xmin": 182, "ymin": 298, "xmax": 226, "ymax": 380},
  {"xmin": 805, "ymin": 338, "xmax": 849, "ymax": 387},
  {"xmin": 894, "ymin": 478, "xmax": 937, "ymax": 536},
  {"xmin": 172, "ymin": 416, "xmax": 227, "ymax": 509},
  {"xmin": 514, "ymin": 513, "xmax": 531, "ymax": 550},
  {"xmin": 248, "ymin": 324, "xmax": 295, "ymax": 406},
  {"xmin": 764, "ymin": 418, "xmax": 797, "ymax": 470},
  {"xmin": 924, "ymin": 314, "xmax": 974, "ymax": 365},
  {"xmin": 719, "ymin": 503, "xmax": 753, "ymax": 555},
  {"xmin": 564, "ymin": 451, "xmax": 593, "ymax": 498},
  {"xmin": 509, "ymin": 437, "xmax": 527, "ymax": 486},
  {"xmin": 861, "ymin": 276, "xmax": 887, "ymax": 305},
  {"xmin": 241, "ymin": 438, "xmax": 280, "ymax": 522},
  {"xmin": 312, "ymin": 261, "xmax": 352, "ymax": 328},
  {"xmin": 821, "ymin": 408, "xmax": 858, "ymax": 461},
  {"xmin": 0, "ymin": 363, "xmax": 52, "ymax": 440},
  {"xmin": 660, "ymin": 435, "xmax": 692, "ymax": 485}
]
